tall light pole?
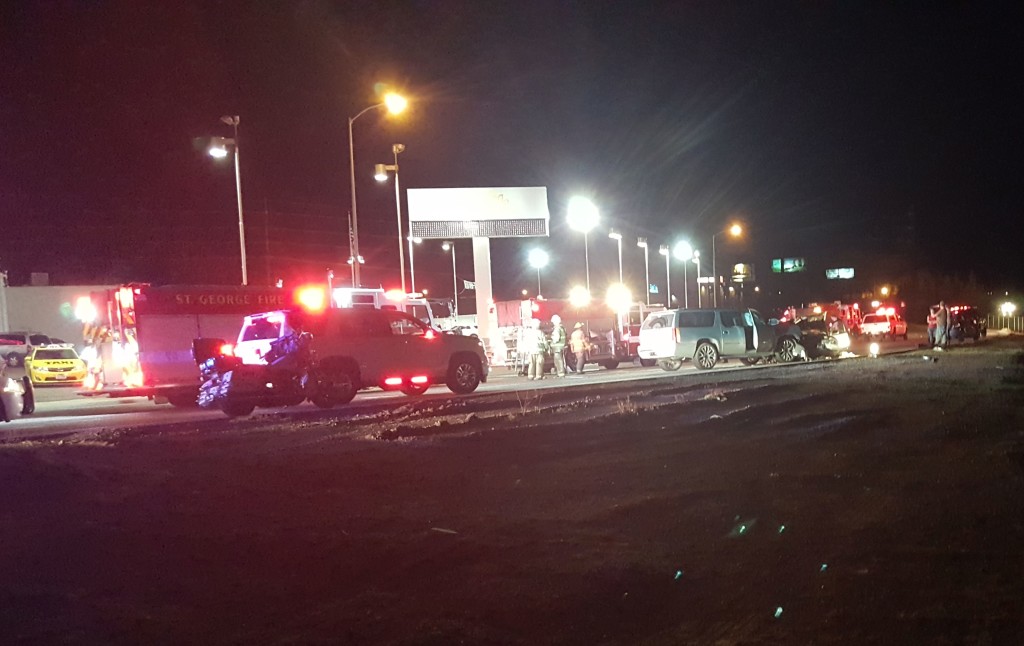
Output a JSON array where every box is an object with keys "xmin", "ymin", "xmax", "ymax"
[
  {"xmin": 528, "ymin": 248, "xmax": 549, "ymax": 297},
  {"xmin": 711, "ymin": 223, "xmax": 743, "ymax": 307},
  {"xmin": 442, "ymin": 240, "xmax": 458, "ymax": 316},
  {"xmin": 637, "ymin": 238, "xmax": 650, "ymax": 306},
  {"xmin": 658, "ymin": 245, "xmax": 671, "ymax": 305},
  {"xmin": 207, "ymin": 116, "xmax": 248, "ymax": 285},
  {"xmin": 567, "ymin": 196, "xmax": 599, "ymax": 292},
  {"xmin": 693, "ymin": 251, "xmax": 702, "ymax": 308},
  {"xmin": 608, "ymin": 229, "xmax": 623, "ymax": 284},
  {"xmin": 348, "ymin": 92, "xmax": 407, "ymax": 286},
  {"xmin": 374, "ymin": 143, "xmax": 407, "ymax": 292},
  {"xmin": 673, "ymin": 240, "xmax": 694, "ymax": 308},
  {"xmin": 407, "ymin": 236, "xmax": 422, "ymax": 293}
]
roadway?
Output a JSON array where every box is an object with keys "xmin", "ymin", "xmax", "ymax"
[{"xmin": 1, "ymin": 334, "xmax": 923, "ymax": 441}]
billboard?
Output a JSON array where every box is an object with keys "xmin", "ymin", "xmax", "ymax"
[
  {"xmin": 407, "ymin": 187, "xmax": 549, "ymax": 239},
  {"xmin": 731, "ymin": 263, "xmax": 755, "ymax": 283},
  {"xmin": 825, "ymin": 267, "xmax": 855, "ymax": 280},
  {"xmin": 771, "ymin": 257, "xmax": 806, "ymax": 273}
]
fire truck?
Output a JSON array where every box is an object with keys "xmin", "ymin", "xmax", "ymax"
[{"xmin": 79, "ymin": 284, "xmax": 292, "ymax": 406}]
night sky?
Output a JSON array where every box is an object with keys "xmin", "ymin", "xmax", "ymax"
[{"xmin": 2, "ymin": 1, "xmax": 1023, "ymax": 301}]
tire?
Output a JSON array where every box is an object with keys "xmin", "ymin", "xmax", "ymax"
[
  {"xmin": 21, "ymin": 377, "xmax": 35, "ymax": 415},
  {"xmin": 694, "ymin": 342, "xmax": 719, "ymax": 370},
  {"xmin": 600, "ymin": 360, "xmax": 620, "ymax": 370},
  {"xmin": 311, "ymin": 366, "xmax": 359, "ymax": 408},
  {"xmin": 639, "ymin": 358, "xmax": 656, "ymax": 367},
  {"xmin": 659, "ymin": 359, "xmax": 683, "ymax": 371},
  {"xmin": 447, "ymin": 355, "xmax": 482, "ymax": 394},
  {"xmin": 401, "ymin": 382, "xmax": 430, "ymax": 396},
  {"xmin": 775, "ymin": 337, "xmax": 799, "ymax": 363},
  {"xmin": 221, "ymin": 399, "xmax": 256, "ymax": 417},
  {"xmin": 740, "ymin": 357, "xmax": 760, "ymax": 366}
]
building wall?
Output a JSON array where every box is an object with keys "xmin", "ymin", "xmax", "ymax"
[{"xmin": 2, "ymin": 285, "xmax": 114, "ymax": 347}]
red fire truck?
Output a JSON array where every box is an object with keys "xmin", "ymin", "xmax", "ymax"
[{"xmin": 79, "ymin": 284, "xmax": 292, "ymax": 406}]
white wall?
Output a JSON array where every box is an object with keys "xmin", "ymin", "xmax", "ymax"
[{"xmin": 2, "ymin": 285, "xmax": 114, "ymax": 347}]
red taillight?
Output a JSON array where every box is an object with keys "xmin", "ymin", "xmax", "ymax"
[
  {"xmin": 384, "ymin": 376, "xmax": 403, "ymax": 386},
  {"xmin": 424, "ymin": 329, "xmax": 436, "ymax": 340},
  {"xmin": 219, "ymin": 343, "xmax": 234, "ymax": 356},
  {"xmin": 673, "ymin": 328, "xmax": 681, "ymax": 343},
  {"xmin": 410, "ymin": 375, "xmax": 428, "ymax": 384}
]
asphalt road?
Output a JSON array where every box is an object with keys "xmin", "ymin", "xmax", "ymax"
[{"xmin": 1, "ymin": 334, "xmax": 922, "ymax": 441}]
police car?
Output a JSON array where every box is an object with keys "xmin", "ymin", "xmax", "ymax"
[{"xmin": 25, "ymin": 344, "xmax": 88, "ymax": 385}]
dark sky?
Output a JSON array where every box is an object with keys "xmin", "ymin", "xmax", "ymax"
[{"xmin": 2, "ymin": 1, "xmax": 1023, "ymax": 297}]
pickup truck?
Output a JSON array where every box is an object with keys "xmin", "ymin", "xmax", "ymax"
[
  {"xmin": 637, "ymin": 307, "xmax": 804, "ymax": 370},
  {"xmin": 859, "ymin": 313, "xmax": 908, "ymax": 340}
]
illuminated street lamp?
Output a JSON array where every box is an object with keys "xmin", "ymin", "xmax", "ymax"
[
  {"xmin": 712, "ymin": 223, "xmax": 743, "ymax": 307},
  {"xmin": 879, "ymin": 285, "xmax": 891, "ymax": 297},
  {"xmin": 608, "ymin": 229, "xmax": 623, "ymax": 284},
  {"xmin": 637, "ymin": 238, "xmax": 650, "ymax": 306},
  {"xmin": 206, "ymin": 115, "xmax": 248, "ymax": 285},
  {"xmin": 348, "ymin": 91, "xmax": 408, "ymax": 286},
  {"xmin": 374, "ymin": 143, "xmax": 407, "ymax": 292},
  {"xmin": 528, "ymin": 248, "xmax": 550, "ymax": 297},
  {"xmin": 566, "ymin": 196, "xmax": 599, "ymax": 291},
  {"xmin": 569, "ymin": 285, "xmax": 591, "ymax": 309},
  {"xmin": 658, "ymin": 245, "xmax": 671, "ymax": 304},
  {"xmin": 442, "ymin": 241, "xmax": 458, "ymax": 316},
  {"xmin": 673, "ymin": 240, "xmax": 694, "ymax": 308}
]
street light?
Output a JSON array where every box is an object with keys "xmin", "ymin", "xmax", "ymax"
[
  {"xmin": 528, "ymin": 248, "xmax": 549, "ymax": 297},
  {"xmin": 348, "ymin": 91, "xmax": 407, "ymax": 286},
  {"xmin": 567, "ymin": 196, "xmax": 599, "ymax": 291},
  {"xmin": 206, "ymin": 115, "xmax": 248, "ymax": 285},
  {"xmin": 711, "ymin": 223, "xmax": 743, "ymax": 307},
  {"xmin": 673, "ymin": 240, "xmax": 694, "ymax": 308},
  {"xmin": 407, "ymin": 236, "xmax": 422, "ymax": 293},
  {"xmin": 442, "ymin": 241, "xmax": 458, "ymax": 316},
  {"xmin": 637, "ymin": 238, "xmax": 650, "ymax": 306},
  {"xmin": 658, "ymin": 245, "xmax": 671, "ymax": 305},
  {"xmin": 608, "ymin": 229, "xmax": 623, "ymax": 284},
  {"xmin": 374, "ymin": 143, "xmax": 407, "ymax": 292}
]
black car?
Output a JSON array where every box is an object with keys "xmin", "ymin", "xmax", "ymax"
[{"xmin": 948, "ymin": 306, "xmax": 987, "ymax": 342}]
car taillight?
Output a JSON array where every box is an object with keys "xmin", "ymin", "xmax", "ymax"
[
  {"xmin": 219, "ymin": 343, "xmax": 234, "ymax": 356},
  {"xmin": 384, "ymin": 376, "xmax": 403, "ymax": 386},
  {"xmin": 410, "ymin": 375, "xmax": 428, "ymax": 384},
  {"xmin": 424, "ymin": 329, "xmax": 436, "ymax": 340},
  {"xmin": 673, "ymin": 328, "xmax": 681, "ymax": 343}
]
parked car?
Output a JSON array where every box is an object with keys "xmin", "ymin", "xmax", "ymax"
[
  {"xmin": 859, "ymin": 313, "xmax": 908, "ymax": 340},
  {"xmin": 196, "ymin": 307, "xmax": 489, "ymax": 417},
  {"xmin": 1, "ymin": 331, "xmax": 53, "ymax": 367},
  {"xmin": 948, "ymin": 306, "xmax": 987, "ymax": 342},
  {"xmin": 25, "ymin": 344, "xmax": 88, "ymax": 385},
  {"xmin": 637, "ymin": 308, "xmax": 804, "ymax": 370}
]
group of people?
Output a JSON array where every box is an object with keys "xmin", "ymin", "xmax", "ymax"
[
  {"xmin": 520, "ymin": 314, "xmax": 594, "ymax": 379},
  {"xmin": 927, "ymin": 300, "xmax": 949, "ymax": 350}
]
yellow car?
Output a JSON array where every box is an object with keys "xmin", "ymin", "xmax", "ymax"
[{"xmin": 25, "ymin": 344, "xmax": 88, "ymax": 385}]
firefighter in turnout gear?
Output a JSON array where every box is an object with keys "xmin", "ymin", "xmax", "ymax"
[
  {"xmin": 524, "ymin": 317, "xmax": 549, "ymax": 380},
  {"xmin": 549, "ymin": 314, "xmax": 567, "ymax": 377}
]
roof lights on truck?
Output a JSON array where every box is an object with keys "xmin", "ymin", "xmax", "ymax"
[{"xmin": 295, "ymin": 286, "xmax": 327, "ymax": 312}]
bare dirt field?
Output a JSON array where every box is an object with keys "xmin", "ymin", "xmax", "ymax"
[{"xmin": 2, "ymin": 337, "xmax": 1024, "ymax": 645}]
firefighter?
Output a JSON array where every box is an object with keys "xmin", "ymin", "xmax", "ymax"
[
  {"xmin": 569, "ymin": 322, "xmax": 591, "ymax": 375},
  {"xmin": 525, "ymin": 318, "xmax": 548, "ymax": 380},
  {"xmin": 549, "ymin": 314, "xmax": 567, "ymax": 377}
]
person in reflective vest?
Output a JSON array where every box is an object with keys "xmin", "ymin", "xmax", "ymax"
[{"xmin": 549, "ymin": 314, "xmax": 567, "ymax": 377}]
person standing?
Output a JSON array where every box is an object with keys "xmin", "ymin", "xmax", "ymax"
[
  {"xmin": 569, "ymin": 322, "xmax": 590, "ymax": 375},
  {"xmin": 926, "ymin": 307, "xmax": 938, "ymax": 347},
  {"xmin": 525, "ymin": 318, "xmax": 548, "ymax": 380},
  {"xmin": 549, "ymin": 314, "xmax": 567, "ymax": 377},
  {"xmin": 933, "ymin": 301, "xmax": 949, "ymax": 350}
]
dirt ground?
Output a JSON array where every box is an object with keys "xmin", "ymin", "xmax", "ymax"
[{"xmin": 2, "ymin": 336, "xmax": 1024, "ymax": 645}]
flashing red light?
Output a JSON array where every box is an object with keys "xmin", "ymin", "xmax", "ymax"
[
  {"xmin": 296, "ymin": 286, "xmax": 327, "ymax": 312},
  {"xmin": 424, "ymin": 329, "xmax": 436, "ymax": 340},
  {"xmin": 876, "ymin": 307, "xmax": 886, "ymax": 315},
  {"xmin": 410, "ymin": 375, "xmax": 429, "ymax": 384},
  {"xmin": 384, "ymin": 376, "xmax": 403, "ymax": 386},
  {"xmin": 219, "ymin": 343, "xmax": 234, "ymax": 356},
  {"xmin": 531, "ymin": 302, "xmax": 540, "ymax": 312},
  {"xmin": 885, "ymin": 307, "xmax": 896, "ymax": 316},
  {"xmin": 384, "ymin": 289, "xmax": 405, "ymax": 302}
]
